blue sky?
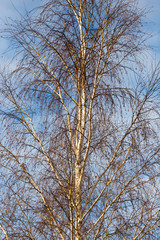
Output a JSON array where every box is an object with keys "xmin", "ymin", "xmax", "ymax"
[
  {"xmin": 139, "ymin": 0, "xmax": 160, "ymax": 52},
  {"xmin": 0, "ymin": 0, "xmax": 160, "ymax": 60},
  {"xmin": 0, "ymin": 0, "xmax": 41, "ymax": 58}
]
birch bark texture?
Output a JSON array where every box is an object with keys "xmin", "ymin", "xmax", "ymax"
[{"xmin": 0, "ymin": 0, "xmax": 160, "ymax": 239}]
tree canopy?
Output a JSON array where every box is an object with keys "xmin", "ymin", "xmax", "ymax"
[{"xmin": 0, "ymin": 0, "xmax": 160, "ymax": 239}]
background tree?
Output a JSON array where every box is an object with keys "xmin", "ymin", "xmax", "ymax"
[{"xmin": 0, "ymin": 0, "xmax": 160, "ymax": 239}]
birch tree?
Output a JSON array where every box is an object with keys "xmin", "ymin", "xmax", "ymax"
[{"xmin": 0, "ymin": 0, "xmax": 160, "ymax": 239}]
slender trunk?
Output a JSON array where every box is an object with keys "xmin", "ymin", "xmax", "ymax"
[
  {"xmin": 75, "ymin": 3, "xmax": 86, "ymax": 239},
  {"xmin": 75, "ymin": 153, "xmax": 83, "ymax": 240}
]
